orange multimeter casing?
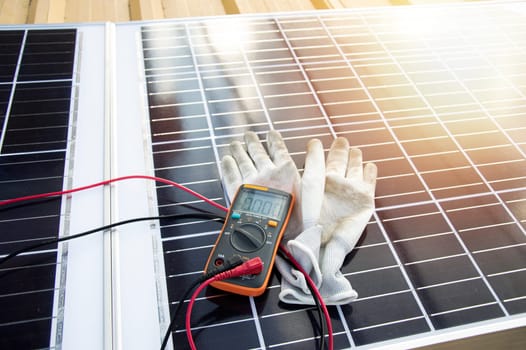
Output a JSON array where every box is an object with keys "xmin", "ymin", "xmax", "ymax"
[{"xmin": 203, "ymin": 184, "xmax": 294, "ymax": 296}]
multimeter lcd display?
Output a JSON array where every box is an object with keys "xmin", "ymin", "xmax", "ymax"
[{"xmin": 232, "ymin": 188, "xmax": 287, "ymax": 221}]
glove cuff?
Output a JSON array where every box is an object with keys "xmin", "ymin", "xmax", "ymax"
[
  {"xmin": 319, "ymin": 240, "xmax": 359, "ymax": 305},
  {"xmin": 278, "ymin": 279, "xmax": 317, "ymax": 305},
  {"xmin": 286, "ymin": 224, "xmax": 323, "ymax": 288},
  {"xmin": 321, "ymin": 283, "xmax": 358, "ymax": 305},
  {"xmin": 275, "ymin": 225, "xmax": 323, "ymax": 305},
  {"xmin": 274, "ymin": 255, "xmax": 311, "ymax": 297}
]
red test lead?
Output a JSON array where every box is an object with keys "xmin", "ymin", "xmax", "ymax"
[
  {"xmin": 0, "ymin": 175, "xmax": 229, "ymax": 213},
  {"xmin": 185, "ymin": 257, "xmax": 264, "ymax": 350}
]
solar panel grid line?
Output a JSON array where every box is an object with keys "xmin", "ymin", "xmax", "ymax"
[
  {"xmin": 329, "ymin": 305, "xmax": 355, "ymax": 348},
  {"xmin": 505, "ymin": 295, "xmax": 526, "ymax": 304},
  {"xmin": 400, "ymin": 247, "xmax": 465, "ymax": 268},
  {"xmin": 346, "ymin": 260, "xmax": 401, "ymax": 277},
  {"xmin": 150, "ymin": 87, "xmax": 201, "ymax": 97},
  {"xmin": 206, "ymin": 83, "xmax": 256, "ymax": 92},
  {"xmin": 9, "ymin": 78, "xmax": 75, "ymax": 86},
  {"xmin": 352, "ymin": 314, "xmax": 426, "ymax": 334},
  {"xmin": 392, "ymin": 230, "xmax": 454, "ymax": 244},
  {"xmin": 152, "ymin": 114, "xmax": 208, "ymax": 124},
  {"xmin": 248, "ymin": 294, "xmax": 268, "ymax": 349},
  {"xmin": 414, "ymin": 274, "xmax": 481, "ymax": 291},
  {"xmin": 163, "ymin": 232, "xmax": 215, "ymax": 251},
  {"xmin": 182, "ymin": 309, "xmax": 254, "ymax": 330},
  {"xmin": 1, "ymin": 251, "xmax": 58, "ymax": 269},
  {"xmin": 430, "ymin": 300, "xmax": 500, "ymax": 318},
  {"xmin": 159, "ymin": 197, "xmax": 224, "ymax": 209},
  {"xmin": 474, "ymin": 242, "xmax": 526, "ymax": 256}
]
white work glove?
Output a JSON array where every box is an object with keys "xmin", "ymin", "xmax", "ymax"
[
  {"xmin": 274, "ymin": 138, "xmax": 325, "ymax": 304},
  {"xmin": 221, "ymin": 130, "xmax": 303, "ymax": 239},
  {"xmin": 278, "ymin": 137, "xmax": 377, "ymax": 305}
]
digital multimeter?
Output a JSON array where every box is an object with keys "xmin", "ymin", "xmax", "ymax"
[{"xmin": 204, "ymin": 184, "xmax": 294, "ymax": 296}]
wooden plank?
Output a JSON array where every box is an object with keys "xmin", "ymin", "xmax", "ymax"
[
  {"xmin": 61, "ymin": 0, "xmax": 129, "ymax": 22},
  {"xmin": 115, "ymin": 0, "xmax": 132, "ymax": 21},
  {"xmin": 235, "ymin": 0, "xmax": 269, "ymax": 13},
  {"xmin": 320, "ymin": 0, "xmax": 397, "ymax": 8},
  {"xmin": 221, "ymin": 0, "xmax": 240, "ymax": 15},
  {"xmin": 101, "ymin": 0, "xmax": 130, "ymax": 22},
  {"xmin": 236, "ymin": 0, "xmax": 316, "ymax": 13},
  {"xmin": 28, "ymin": 0, "xmax": 63, "ymax": 24},
  {"xmin": 0, "ymin": 0, "xmax": 31, "ymax": 24},
  {"xmin": 91, "ymin": 0, "xmax": 106, "ymax": 21},
  {"xmin": 163, "ymin": 0, "xmax": 226, "ymax": 18},
  {"xmin": 129, "ymin": 0, "xmax": 164, "ymax": 20},
  {"xmin": 163, "ymin": 0, "xmax": 192, "ymax": 18},
  {"xmin": 410, "ymin": 0, "xmax": 465, "ymax": 3},
  {"xmin": 293, "ymin": 0, "xmax": 316, "ymax": 11},
  {"xmin": 197, "ymin": 0, "xmax": 227, "ymax": 16},
  {"xmin": 264, "ymin": 0, "xmax": 316, "ymax": 12},
  {"xmin": 64, "ymin": 0, "xmax": 92, "ymax": 22},
  {"xmin": 286, "ymin": 0, "xmax": 317, "ymax": 11}
]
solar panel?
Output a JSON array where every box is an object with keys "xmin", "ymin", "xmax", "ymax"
[
  {"xmin": 0, "ymin": 28, "xmax": 76, "ymax": 349},
  {"xmin": 139, "ymin": 1, "xmax": 526, "ymax": 348}
]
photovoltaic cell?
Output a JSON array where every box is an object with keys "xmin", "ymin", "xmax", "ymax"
[
  {"xmin": 0, "ymin": 31, "xmax": 24, "ymax": 83},
  {"xmin": 140, "ymin": 2, "xmax": 526, "ymax": 349},
  {"xmin": 0, "ymin": 28, "xmax": 76, "ymax": 349}
]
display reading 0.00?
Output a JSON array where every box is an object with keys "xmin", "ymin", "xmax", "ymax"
[{"xmin": 233, "ymin": 188, "xmax": 286, "ymax": 220}]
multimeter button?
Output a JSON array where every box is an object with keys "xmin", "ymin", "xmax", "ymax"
[
  {"xmin": 268, "ymin": 220, "xmax": 278, "ymax": 227},
  {"xmin": 231, "ymin": 212, "xmax": 241, "ymax": 220}
]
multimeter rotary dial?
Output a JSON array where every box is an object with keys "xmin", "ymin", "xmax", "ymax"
[{"xmin": 230, "ymin": 223, "xmax": 267, "ymax": 253}]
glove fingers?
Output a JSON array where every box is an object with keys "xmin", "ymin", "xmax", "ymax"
[
  {"xmin": 326, "ymin": 137, "xmax": 349, "ymax": 176},
  {"xmin": 220, "ymin": 155, "xmax": 243, "ymax": 200},
  {"xmin": 230, "ymin": 140, "xmax": 257, "ymax": 179},
  {"xmin": 301, "ymin": 139, "xmax": 325, "ymax": 228},
  {"xmin": 245, "ymin": 131, "xmax": 274, "ymax": 171},
  {"xmin": 304, "ymin": 139, "xmax": 325, "ymax": 175},
  {"xmin": 267, "ymin": 130, "xmax": 293, "ymax": 167},
  {"xmin": 347, "ymin": 148, "xmax": 363, "ymax": 180},
  {"xmin": 364, "ymin": 162, "xmax": 378, "ymax": 187}
]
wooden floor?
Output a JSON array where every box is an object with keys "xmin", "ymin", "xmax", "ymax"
[{"xmin": 0, "ymin": 0, "xmax": 485, "ymax": 24}]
